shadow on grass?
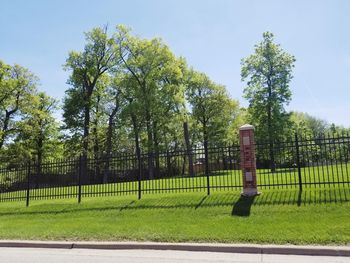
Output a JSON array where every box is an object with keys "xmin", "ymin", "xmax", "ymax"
[
  {"xmin": 231, "ymin": 195, "xmax": 256, "ymax": 216},
  {"xmin": 297, "ymin": 190, "xmax": 302, "ymax": 207},
  {"xmin": 0, "ymin": 187, "xmax": 349, "ymax": 217},
  {"xmin": 195, "ymin": 196, "xmax": 207, "ymax": 209}
]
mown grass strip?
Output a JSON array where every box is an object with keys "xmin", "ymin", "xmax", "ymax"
[{"xmin": 0, "ymin": 188, "xmax": 349, "ymax": 244}]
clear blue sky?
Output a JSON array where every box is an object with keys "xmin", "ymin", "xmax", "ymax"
[{"xmin": 1, "ymin": 0, "xmax": 349, "ymax": 126}]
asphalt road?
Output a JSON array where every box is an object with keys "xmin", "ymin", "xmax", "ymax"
[{"xmin": 0, "ymin": 248, "xmax": 349, "ymax": 263}]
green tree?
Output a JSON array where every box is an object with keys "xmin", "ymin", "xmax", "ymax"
[
  {"xmin": 101, "ymin": 73, "xmax": 128, "ymax": 182},
  {"xmin": 63, "ymin": 26, "xmax": 119, "ymax": 165},
  {"xmin": 14, "ymin": 92, "xmax": 61, "ymax": 171},
  {"xmin": 0, "ymin": 62, "xmax": 61, "ymax": 168},
  {"xmin": 0, "ymin": 62, "xmax": 38, "ymax": 151},
  {"xmin": 186, "ymin": 71, "xmax": 239, "ymax": 175},
  {"xmin": 290, "ymin": 111, "xmax": 329, "ymax": 138},
  {"xmin": 114, "ymin": 25, "xmax": 185, "ymax": 179},
  {"xmin": 241, "ymin": 32, "xmax": 296, "ymax": 171},
  {"xmin": 63, "ymin": 26, "xmax": 123, "ymax": 185}
]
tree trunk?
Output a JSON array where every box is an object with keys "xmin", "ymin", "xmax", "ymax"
[
  {"xmin": 82, "ymin": 100, "xmax": 91, "ymax": 184},
  {"xmin": 92, "ymin": 128, "xmax": 100, "ymax": 183},
  {"xmin": 183, "ymin": 122, "xmax": 194, "ymax": 176},
  {"xmin": 92, "ymin": 96, "xmax": 101, "ymax": 183},
  {"xmin": 145, "ymin": 111, "xmax": 154, "ymax": 179},
  {"xmin": 103, "ymin": 114, "xmax": 114, "ymax": 183},
  {"xmin": 153, "ymin": 121, "xmax": 160, "ymax": 178},
  {"xmin": 166, "ymin": 150, "xmax": 171, "ymax": 177},
  {"xmin": 0, "ymin": 112, "xmax": 11, "ymax": 150},
  {"xmin": 131, "ymin": 113, "xmax": 141, "ymax": 182},
  {"xmin": 203, "ymin": 122, "xmax": 209, "ymax": 176},
  {"xmin": 32, "ymin": 133, "xmax": 44, "ymax": 189},
  {"xmin": 0, "ymin": 103, "xmax": 18, "ymax": 150},
  {"xmin": 103, "ymin": 95, "xmax": 120, "ymax": 183},
  {"xmin": 267, "ymin": 81, "xmax": 275, "ymax": 172},
  {"xmin": 36, "ymin": 137, "xmax": 43, "ymax": 181}
]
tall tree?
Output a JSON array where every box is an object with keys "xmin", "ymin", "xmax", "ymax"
[
  {"xmin": 241, "ymin": 32, "xmax": 295, "ymax": 171},
  {"xmin": 63, "ymin": 26, "xmax": 118, "ymax": 165},
  {"xmin": 63, "ymin": 26, "xmax": 120, "ymax": 183},
  {"xmin": 114, "ymin": 26, "xmax": 184, "ymax": 179},
  {"xmin": 186, "ymin": 71, "xmax": 239, "ymax": 175}
]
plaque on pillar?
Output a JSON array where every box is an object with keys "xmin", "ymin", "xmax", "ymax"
[{"xmin": 245, "ymin": 171, "xmax": 253, "ymax": 181}]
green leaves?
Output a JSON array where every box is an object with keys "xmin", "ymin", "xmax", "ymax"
[
  {"xmin": 114, "ymin": 26, "xmax": 187, "ymax": 152},
  {"xmin": 62, "ymin": 25, "xmax": 188, "ymax": 156},
  {"xmin": 63, "ymin": 26, "xmax": 123, "ymax": 157},
  {"xmin": 0, "ymin": 62, "xmax": 39, "ymax": 149},
  {"xmin": 65, "ymin": 27, "xmax": 118, "ymax": 90},
  {"xmin": 241, "ymin": 32, "xmax": 296, "ymax": 141},
  {"xmin": 0, "ymin": 60, "xmax": 61, "ymax": 163},
  {"xmin": 17, "ymin": 92, "xmax": 61, "ymax": 162},
  {"xmin": 186, "ymin": 70, "xmax": 240, "ymax": 146}
]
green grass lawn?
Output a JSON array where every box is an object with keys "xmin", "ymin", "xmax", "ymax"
[{"xmin": 0, "ymin": 187, "xmax": 349, "ymax": 245}]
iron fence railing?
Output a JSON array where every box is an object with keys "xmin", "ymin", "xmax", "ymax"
[{"xmin": 0, "ymin": 133, "xmax": 349, "ymax": 205}]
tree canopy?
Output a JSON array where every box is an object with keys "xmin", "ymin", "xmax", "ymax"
[
  {"xmin": 241, "ymin": 32, "xmax": 296, "ymax": 142},
  {"xmin": 1, "ymin": 26, "xmax": 346, "ymax": 175}
]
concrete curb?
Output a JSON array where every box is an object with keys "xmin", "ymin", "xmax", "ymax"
[
  {"xmin": 0, "ymin": 241, "xmax": 73, "ymax": 249},
  {"xmin": 0, "ymin": 241, "xmax": 349, "ymax": 257}
]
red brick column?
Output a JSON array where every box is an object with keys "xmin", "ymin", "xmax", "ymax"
[{"xmin": 239, "ymin": 124, "xmax": 259, "ymax": 196}]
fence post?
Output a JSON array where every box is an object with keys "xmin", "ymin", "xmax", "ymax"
[
  {"xmin": 295, "ymin": 133, "xmax": 303, "ymax": 191},
  {"xmin": 137, "ymin": 152, "xmax": 142, "ymax": 200},
  {"xmin": 78, "ymin": 155, "xmax": 82, "ymax": 203},
  {"xmin": 26, "ymin": 161, "xmax": 31, "ymax": 207}
]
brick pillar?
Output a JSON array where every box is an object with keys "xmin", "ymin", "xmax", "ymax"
[{"xmin": 239, "ymin": 124, "xmax": 260, "ymax": 196}]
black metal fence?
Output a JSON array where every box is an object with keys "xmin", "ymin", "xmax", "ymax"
[{"xmin": 0, "ymin": 133, "xmax": 349, "ymax": 205}]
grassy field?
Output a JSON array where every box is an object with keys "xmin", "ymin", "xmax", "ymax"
[{"xmin": 0, "ymin": 187, "xmax": 349, "ymax": 244}]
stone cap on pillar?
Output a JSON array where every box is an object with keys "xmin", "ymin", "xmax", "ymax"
[{"xmin": 239, "ymin": 124, "xmax": 254, "ymax": 131}]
